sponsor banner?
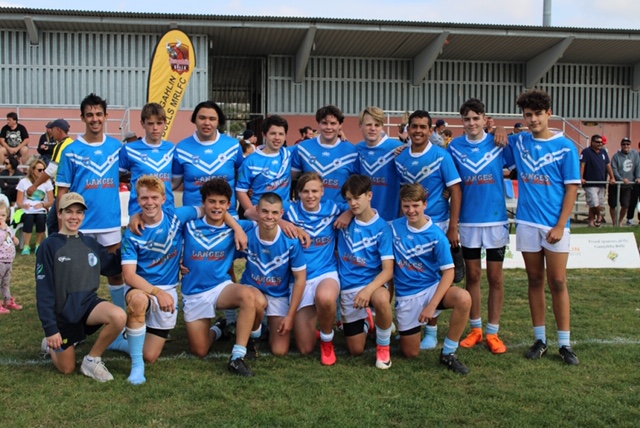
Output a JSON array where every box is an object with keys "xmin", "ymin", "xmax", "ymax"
[
  {"xmin": 147, "ymin": 29, "xmax": 196, "ymax": 140},
  {"xmin": 481, "ymin": 233, "xmax": 640, "ymax": 269}
]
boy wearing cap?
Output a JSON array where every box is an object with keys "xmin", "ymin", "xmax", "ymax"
[
  {"xmin": 38, "ymin": 122, "xmax": 56, "ymax": 164},
  {"xmin": 430, "ymin": 119, "xmax": 447, "ymax": 148},
  {"xmin": 609, "ymin": 137, "xmax": 640, "ymax": 226},
  {"xmin": 37, "ymin": 192, "xmax": 126, "ymax": 382}
]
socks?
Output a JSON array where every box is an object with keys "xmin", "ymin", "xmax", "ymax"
[
  {"xmin": 420, "ymin": 325, "xmax": 438, "ymax": 350},
  {"xmin": 442, "ymin": 337, "xmax": 459, "ymax": 355},
  {"xmin": 126, "ymin": 326, "xmax": 146, "ymax": 385},
  {"xmin": 109, "ymin": 284, "xmax": 126, "ymax": 310},
  {"xmin": 107, "ymin": 330, "xmax": 130, "ymax": 354},
  {"xmin": 224, "ymin": 309, "xmax": 237, "ymax": 324},
  {"xmin": 320, "ymin": 330, "xmax": 334, "ymax": 343},
  {"xmin": 486, "ymin": 323, "xmax": 499, "ymax": 335},
  {"xmin": 231, "ymin": 344, "xmax": 247, "ymax": 361},
  {"xmin": 470, "ymin": 318, "xmax": 482, "ymax": 329},
  {"xmin": 211, "ymin": 325, "xmax": 223, "ymax": 342},
  {"xmin": 558, "ymin": 330, "xmax": 571, "ymax": 348},
  {"xmin": 376, "ymin": 325, "xmax": 392, "ymax": 346},
  {"xmin": 250, "ymin": 325, "xmax": 262, "ymax": 340},
  {"xmin": 534, "ymin": 326, "xmax": 546, "ymax": 343}
]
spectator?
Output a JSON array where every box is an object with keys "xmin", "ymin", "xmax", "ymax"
[
  {"xmin": 484, "ymin": 116, "xmax": 496, "ymax": 133},
  {"xmin": 0, "ymin": 156, "xmax": 23, "ymax": 205},
  {"xmin": 294, "ymin": 126, "xmax": 315, "ymax": 145},
  {"xmin": 609, "ymin": 137, "xmax": 640, "ymax": 226},
  {"xmin": 443, "ymin": 129, "xmax": 453, "ymax": 147},
  {"xmin": 15, "ymin": 159, "xmax": 54, "ymax": 255},
  {"xmin": 626, "ymin": 140, "xmax": 640, "ymax": 225},
  {"xmin": 580, "ymin": 134, "xmax": 615, "ymax": 227},
  {"xmin": 0, "ymin": 112, "xmax": 30, "ymax": 164},
  {"xmin": 242, "ymin": 129, "xmax": 258, "ymax": 146},
  {"xmin": 511, "ymin": 122, "xmax": 525, "ymax": 134},
  {"xmin": 430, "ymin": 119, "xmax": 447, "ymax": 147},
  {"xmin": 122, "ymin": 131, "xmax": 138, "ymax": 143},
  {"xmin": 38, "ymin": 122, "xmax": 57, "ymax": 165}
]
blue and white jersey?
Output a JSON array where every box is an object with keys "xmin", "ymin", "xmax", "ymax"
[
  {"xmin": 121, "ymin": 206, "xmax": 199, "ymax": 287},
  {"xmin": 395, "ymin": 142, "xmax": 461, "ymax": 223},
  {"xmin": 291, "ymin": 137, "xmax": 359, "ymax": 203},
  {"xmin": 357, "ymin": 135, "xmax": 404, "ymax": 221},
  {"xmin": 182, "ymin": 218, "xmax": 255, "ymax": 296},
  {"xmin": 173, "ymin": 132, "xmax": 244, "ymax": 215},
  {"xmin": 391, "ymin": 218, "xmax": 454, "ymax": 298},
  {"xmin": 337, "ymin": 212, "xmax": 394, "ymax": 291},
  {"xmin": 56, "ymin": 135, "xmax": 123, "ymax": 233},
  {"xmin": 119, "ymin": 138, "xmax": 176, "ymax": 215},
  {"xmin": 504, "ymin": 132, "xmax": 581, "ymax": 230},
  {"xmin": 236, "ymin": 146, "xmax": 292, "ymax": 206},
  {"xmin": 448, "ymin": 133, "xmax": 508, "ymax": 226},
  {"xmin": 285, "ymin": 200, "xmax": 343, "ymax": 280},
  {"xmin": 241, "ymin": 226, "xmax": 306, "ymax": 298}
]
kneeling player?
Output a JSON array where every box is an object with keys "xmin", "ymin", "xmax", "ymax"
[
  {"xmin": 182, "ymin": 179, "xmax": 267, "ymax": 377},
  {"xmin": 391, "ymin": 184, "xmax": 471, "ymax": 374},
  {"xmin": 337, "ymin": 175, "xmax": 394, "ymax": 369},
  {"xmin": 242, "ymin": 192, "xmax": 307, "ymax": 356}
]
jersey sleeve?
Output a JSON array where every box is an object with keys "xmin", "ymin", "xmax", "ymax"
[
  {"xmin": 55, "ymin": 147, "xmax": 73, "ymax": 188},
  {"xmin": 435, "ymin": 233, "xmax": 454, "ymax": 270},
  {"xmin": 378, "ymin": 222, "xmax": 395, "ymax": 260},
  {"xmin": 562, "ymin": 143, "xmax": 581, "ymax": 184},
  {"xmin": 119, "ymin": 145, "xmax": 131, "ymax": 172},
  {"xmin": 35, "ymin": 240, "xmax": 59, "ymax": 337},
  {"xmin": 503, "ymin": 136, "xmax": 517, "ymax": 169},
  {"xmin": 290, "ymin": 239, "xmax": 307, "ymax": 271},
  {"xmin": 291, "ymin": 145, "xmax": 302, "ymax": 172},
  {"xmin": 176, "ymin": 205, "xmax": 200, "ymax": 225},
  {"xmin": 172, "ymin": 152, "xmax": 184, "ymax": 177},
  {"xmin": 234, "ymin": 143, "xmax": 245, "ymax": 170},
  {"xmin": 441, "ymin": 151, "xmax": 462, "ymax": 187},
  {"xmin": 120, "ymin": 232, "xmax": 139, "ymax": 265},
  {"xmin": 235, "ymin": 159, "xmax": 253, "ymax": 192}
]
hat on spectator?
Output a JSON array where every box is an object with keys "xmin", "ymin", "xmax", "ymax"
[
  {"xmin": 47, "ymin": 119, "xmax": 70, "ymax": 132},
  {"xmin": 243, "ymin": 129, "xmax": 255, "ymax": 140},
  {"xmin": 59, "ymin": 192, "xmax": 88, "ymax": 211},
  {"xmin": 435, "ymin": 119, "xmax": 447, "ymax": 127},
  {"xmin": 514, "ymin": 122, "xmax": 524, "ymax": 129},
  {"xmin": 602, "ymin": 135, "xmax": 608, "ymax": 145},
  {"xmin": 123, "ymin": 131, "xmax": 137, "ymax": 142},
  {"xmin": 621, "ymin": 137, "xmax": 631, "ymax": 144}
]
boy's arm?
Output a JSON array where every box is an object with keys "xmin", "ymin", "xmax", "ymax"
[
  {"xmin": 35, "ymin": 242, "xmax": 60, "ymax": 340},
  {"xmin": 353, "ymin": 259, "xmax": 394, "ymax": 308},
  {"xmin": 279, "ymin": 268, "xmax": 307, "ymax": 335},
  {"xmin": 122, "ymin": 264, "xmax": 174, "ymax": 313},
  {"xmin": 606, "ymin": 163, "xmax": 616, "ymax": 184},
  {"xmin": 546, "ymin": 183, "xmax": 578, "ymax": 244},
  {"xmin": 446, "ymin": 183, "xmax": 461, "ymax": 247},
  {"xmin": 223, "ymin": 212, "xmax": 248, "ymax": 251}
]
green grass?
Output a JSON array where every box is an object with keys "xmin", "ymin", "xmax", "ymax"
[{"xmin": 1, "ymin": 227, "xmax": 640, "ymax": 427}]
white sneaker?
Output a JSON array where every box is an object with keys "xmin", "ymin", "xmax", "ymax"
[
  {"xmin": 80, "ymin": 355, "xmax": 114, "ymax": 382},
  {"xmin": 40, "ymin": 337, "xmax": 50, "ymax": 359},
  {"xmin": 627, "ymin": 219, "xmax": 635, "ymax": 226}
]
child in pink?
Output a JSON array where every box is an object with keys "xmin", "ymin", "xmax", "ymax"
[{"xmin": 0, "ymin": 201, "xmax": 21, "ymax": 314}]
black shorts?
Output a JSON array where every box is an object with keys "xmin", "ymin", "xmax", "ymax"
[
  {"xmin": 57, "ymin": 296, "xmax": 105, "ymax": 350},
  {"xmin": 608, "ymin": 184, "xmax": 632, "ymax": 208},
  {"xmin": 461, "ymin": 246, "xmax": 506, "ymax": 262}
]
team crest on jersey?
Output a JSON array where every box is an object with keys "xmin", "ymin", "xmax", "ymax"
[
  {"xmin": 203, "ymin": 149, "xmax": 212, "ymax": 154},
  {"xmin": 141, "ymin": 154, "xmax": 149, "ymax": 162},
  {"xmin": 333, "ymin": 159, "xmax": 342, "ymax": 167},
  {"xmin": 412, "ymin": 161, "xmax": 419, "ymax": 166},
  {"xmin": 534, "ymin": 144, "xmax": 542, "ymax": 150},
  {"xmin": 218, "ymin": 154, "xmax": 227, "ymax": 161},
  {"xmin": 166, "ymin": 39, "xmax": 191, "ymax": 74},
  {"xmin": 192, "ymin": 155, "xmax": 200, "ymax": 164},
  {"xmin": 145, "ymin": 240, "xmax": 155, "ymax": 249},
  {"xmin": 261, "ymin": 248, "xmax": 270, "ymax": 254},
  {"xmin": 421, "ymin": 166, "xmax": 431, "ymax": 174},
  {"xmin": 471, "ymin": 147, "xmax": 480, "ymax": 152},
  {"xmin": 271, "ymin": 160, "xmax": 279, "ymax": 165},
  {"xmin": 309, "ymin": 156, "xmax": 317, "ymax": 164},
  {"xmin": 83, "ymin": 156, "xmax": 91, "ymax": 165},
  {"xmin": 322, "ymin": 151, "xmax": 331, "ymax": 157},
  {"xmin": 94, "ymin": 149, "xmax": 103, "ymax": 156},
  {"xmin": 88, "ymin": 253, "xmax": 98, "ymax": 267},
  {"xmin": 368, "ymin": 151, "xmax": 374, "ymax": 156},
  {"xmin": 263, "ymin": 167, "xmax": 270, "ymax": 173}
]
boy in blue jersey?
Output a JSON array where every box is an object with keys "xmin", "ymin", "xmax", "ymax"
[
  {"xmin": 448, "ymin": 99, "xmax": 509, "ymax": 354},
  {"xmin": 391, "ymin": 184, "xmax": 471, "ymax": 374},
  {"xmin": 181, "ymin": 178, "xmax": 267, "ymax": 377},
  {"xmin": 356, "ymin": 106, "xmax": 404, "ymax": 221},
  {"xmin": 119, "ymin": 176, "xmax": 201, "ymax": 384},
  {"xmin": 172, "ymin": 101, "xmax": 244, "ymax": 216},
  {"xmin": 284, "ymin": 172, "xmax": 344, "ymax": 365},
  {"xmin": 337, "ymin": 175, "xmax": 394, "ymax": 369},
  {"xmin": 291, "ymin": 105, "xmax": 359, "ymax": 208},
  {"xmin": 241, "ymin": 192, "xmax": 307, "ymax": 356},
  {"xmin": 119, "ymin": 103, "xmax": 176, "ymax": 215},
  {"xmin": 394, "ymin": 110, "xmax": 463, "ymax": 350},
  {"xmin": 504, "ymin": 90, "xmax": 580, "ymax": 365},
  {"xmin": 56, "ymin": 93, "xmax": 127, "ymax": 311}
]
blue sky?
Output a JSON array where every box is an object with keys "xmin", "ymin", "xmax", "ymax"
[{"xmin": 2, "ymin": 0, "xmax": 640, "ymax": 29}]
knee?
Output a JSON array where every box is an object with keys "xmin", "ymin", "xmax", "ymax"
[
  {"xmin": 297, "ymin": 343, "xmax": 315, "ymax": 356},
  {"xmin": 111, "ymin": 308, "xmax": 127, "ymax": 329},
  {"xmin": 371, "ymin": 290, "xmax": 391, "ymax": 310},
  {"xmin": 144, "ymin": 351, "xmax": 160, "ymax": 365},
  {"xmin": 271, "ymin": 346, "xmax": 289, "ymax": 357},
  {"xmin": 190, "ymin": 345, "xmax": 208, "ymax": 359},
  {"xmin": 548, "ymin": 277, "xmax": 567, "ymax": 294},
  {"xmin": 466, "ymin": 268, "xmax": 482, "ymax": 285},
  {"xmin": 487, "ymin": 273, "xmax": 504, "ymax": 290},
  {"xmin": 527, "ymin": 274, "xmax": 545, "ymax": 288},
  {"xmin": 456, "ymin": 290, "xmax": 472, "ymax": 312},
  {"xmin": 402, "ymin": 346, "xmax": 420, "ymax": 359},
  {"xmin": 254, "ymin": 291, "xmax": 267, "ymax": 311}
]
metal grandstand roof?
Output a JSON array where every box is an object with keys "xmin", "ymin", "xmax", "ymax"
[{"xmin": 3, "ymin": 7, "xmax": 640, "ymax": 64}]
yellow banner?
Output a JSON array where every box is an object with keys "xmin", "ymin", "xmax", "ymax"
[{"xmin": 147, "ymin": 29, "xmax": 196, "ymax": 140}]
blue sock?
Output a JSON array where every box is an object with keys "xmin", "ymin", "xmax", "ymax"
[
  {"xmin": 231, "ymin": 344, "xmax": 247, "ymax": 361},
  {"xmin": 107, "ymin": 330, "xmax": 129, "ymax": 354},
  {"xmin": 486, "ymin": 323, "xmax": 499, "ymax": 335},
  {"xmin": 109, "ymin": 285, "xmax": 126, "ymax": 310},
  {"xmin": 320, "ymin": 330, "xmax": 334, "ymax": 343},
  {"xmin": 376, "ymin": 325, "xmax": 392, "ymax": 346},
  {"xmin": 210, "ymin": 325, "xmax": 223, "ymax": 342},
  {"xmin": 470, "ymin": 318, "xmax": 482, "ymax": 329},
  {"xmin": 420, "ymin": 325, "xmax": 438, "ymax": 350},
  {"xmin": 126, "ymin": 326, "xmax": 146, "ymax": 385},
  {"xmin": 558, "ymin": 330, "xmax": 571, "ymax": 348},
  {"xmin": 224, "ymin": 309, "xmax": 237, "ymax": 324},
  {"xmin": 442, "ymin": 337, "xmax": 458, "ymax": 355},
  {"xmin": 250, "ymin": 325, "xmax": 262, "ymax": 339},
  {"xmin": 534, "ymin": 326, "xmax": 546, "ymax": 343}
]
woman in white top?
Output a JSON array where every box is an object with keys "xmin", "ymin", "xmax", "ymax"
[{"xmin": 16, "ymin": 159, "xmax": 54, "ymax": 255}]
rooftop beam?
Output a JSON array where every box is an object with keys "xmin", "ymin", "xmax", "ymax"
[
  {"xmin": 294, "ymin": 26, "xmax": 317, "ymax": 83},
  {"xmin": 525, "ymin": 36, "xmax": 574, "ymax": 88},
  {"xmin": 633, "ymin": 63, "xmax": 640, "ymax": 91},
  {"xmin": 412, "ymin": 32, "xmax": 449, "ymax": 86},
  {"xmin": 24, "ymin": 16, "xmax": 38, "ymax": 44}
]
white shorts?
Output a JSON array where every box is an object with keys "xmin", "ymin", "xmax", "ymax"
[
  {"xmin": 395, "ymin": 285, "xmax": 442, "ymax": 333},
  {"xmin": 460, "ymin": 225, "xmax": 510, "ymax": 249},
  {"xmin": 266, "ymin": 295, "xmax": 290, "ymax": 317},
  {"xmin": 298, "ymin": 271, "xmax": 339, "ymax": 310},
  {"xmin": 182, "ymin": 281, "xmax": 233, "ymax": 323},
  {"xmin": 145, "ymin": 286, "xmax": 179, "ymax": 330},
  {"xmin": 516, "ymin": 223, "xmax": 570, "ymax": 253},
  {"xmin": 340, "ymin": 286, "xmax": 369, "ymax": 324},
  {"xmin": 82, "ymin": 229, "xmax": 122, "ymax": 247},
  {"xmin": 435, "ymin": 220, "xmax": 449, "ymax": 234},
  {"xmin": 584, "ymin": 187, "xmax": 605, "ymax": 208}
]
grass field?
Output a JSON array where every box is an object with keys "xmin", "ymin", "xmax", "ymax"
[{"xmin": 1, "ymin": 226, "xmax": 639, "ymax": 427}]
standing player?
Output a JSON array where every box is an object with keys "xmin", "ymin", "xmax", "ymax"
[
  {"xmin": 119, "ymin": 176, "xmax": 201, "ymax": 384},
  {"xmin": 292, "ymin": 105, "xmax": 359, "ymax": 205},
  {"xmin": 504, "ymin": 89, "xmax": 580, "ymax": 365},
  {"xmin": 241, "ymin": 193, "xmax": 307, "ymax": 356},
  {"xmin": 391, "ymin": 184, "xmax": 471, "ymax": 374},
  {"xmin": 173, "ymin": 101, "xmax": 244, "ymax": 215},
  {"xmin": 56, "ymin": 94, "xmax": 126, "ymax": 310},
  {"xmin": 119, "ymin": 103, "xmax": 176, "ymax": 215},
  {"xmin": 182, "ymin": 179, "xmax": 266, "ymax": 377},
  {"xmin": 356, "ymin": 106, "xmax": 404, "ymax": 221},
  {"xmin": 448, "ymin": 98, "xmax": 509, "ymax": 354},
  {"xmin": 284, "ymin": 172, "xmax": 344, "ymax": 365},
  {"xmin": 395, "ymin": 110, "xmax": 463, "ymax": 350},
  {"xmin": 337, "ymin": 175, "xmax": 394, "ymax": 369}
]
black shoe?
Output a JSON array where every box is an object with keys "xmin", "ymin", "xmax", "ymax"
[
  {"xmin": 559, "ymin": 346, "xmax": 579, "ymax": 365},
  {"xmin": 525, "ymin": 339, "xmax": 548, "ymax": 360},
  {"xmin": 226, "ymin": 321, "xmax": 237, "ymax": 337},
  {"xmin": 246, "ymin": 338, "xmax": 259, "ymax": 360},
  {"xmin": 228, "ymin": 357, "xmax": 254, "ymax": 377},
  {"xmin": 451, "ymin": 246, "xmax": 465, "ymax": 283},
  {"xmin": 440, "ymin": 351, "xmax": 470, "ymax": 375},
  {"xmin": 213, "ymin": 317, "xmax": 231, "ymax": 341}
]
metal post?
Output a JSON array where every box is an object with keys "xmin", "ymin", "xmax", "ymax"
[{"xmin": 543, "ymin": 0, "xmax": 552, "ymax": 27}]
